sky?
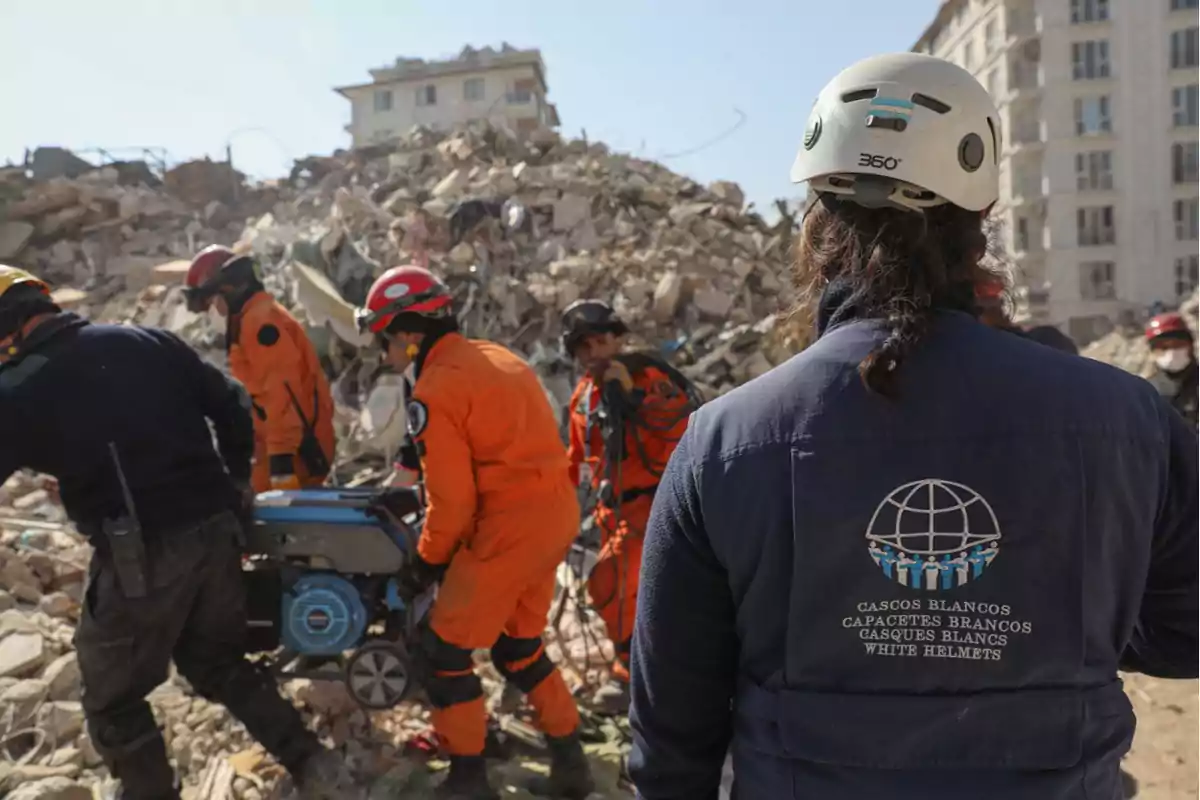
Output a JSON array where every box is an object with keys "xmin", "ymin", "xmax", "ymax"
[{"xmin": 0, "ymin": 0, "xmax": 943, "ymax": 214}]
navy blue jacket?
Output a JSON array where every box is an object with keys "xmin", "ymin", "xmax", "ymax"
[
  {"xmin": 628, "ymin": 309, "xmax": 1198, "ymax": 800},
  {"xmin": 0, "ymin": 316, "xmax": 254, "ymax": 543}
]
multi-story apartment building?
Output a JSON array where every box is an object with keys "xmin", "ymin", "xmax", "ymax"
[
  {"xmin": 914, "ymin": 0, "xmax": 1199, "ymax": 342},
  {"xmin": 335, "ymin": 43, "xmax": 560, "ymax": 148}
]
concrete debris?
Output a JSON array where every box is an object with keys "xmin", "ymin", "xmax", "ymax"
[{"xmin": 0, "ymin": 470, "xmax": 632, "ymax": 798}]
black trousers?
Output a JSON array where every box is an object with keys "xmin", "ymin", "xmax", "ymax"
[{"xmin": 75, "ymin": 511, "xmax": 320, "ymax": 799}]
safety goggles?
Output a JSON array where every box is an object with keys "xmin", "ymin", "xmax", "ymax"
[
  {"xmin": 562, "ymin": 301, "xmax": 616, "ymax": 331},
  {"xmin": 354, "ymin": 288, "xmax": 451, "ymax": 335}
]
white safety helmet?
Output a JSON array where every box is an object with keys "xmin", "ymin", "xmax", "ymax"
[{"xmin": 790, "ymin": 53, "xmax": 1001, "ymax": 212}]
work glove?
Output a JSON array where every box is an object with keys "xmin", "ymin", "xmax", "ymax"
[
  {"xmin": 268, "ymin": 454, "xmax": 302, "ymax": 490},
  {"xmin": 395, "ymin": 553, "xmax": 447, "ymax": 599},
  {"xmin": 596, "ymin": 359, "xmax": 633, "ymax": 393}
]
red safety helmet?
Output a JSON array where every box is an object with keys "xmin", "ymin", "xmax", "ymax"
[
  {"xmin": 1145, "ymin": 312, "xmax": 1192, "ymax": 343},
  {"xmin": 184, "ymin": 245, "xmax": 259, "ymax": 313},
  {"xmin": 357, "ymin": 265, "xmax": 454, "ymax": 335}
]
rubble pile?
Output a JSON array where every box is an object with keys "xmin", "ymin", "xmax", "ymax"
[
  {"xmin": 0, "ymin": 157, "xmax": 264, "ymax": 295},
  {"xmin": 0, "ymin": 473, "xmax": 630, "ymax": 799},
  {"xmin": 1082, "ymin": 291, "xmax": 1200, "ymax": 376},
  {"xmin": 238, "ymin": 121, "xmax": 805, "ymax": 400},
  {"xmin": 3, "ymin": 123, "xmax": 804, "ymax": 405}
]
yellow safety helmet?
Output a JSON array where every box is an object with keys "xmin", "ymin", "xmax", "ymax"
[{"xmin": 0, "ymin": 265, "xmax": 51, "ymax": 302}]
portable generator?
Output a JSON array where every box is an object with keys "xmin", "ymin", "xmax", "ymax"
[{"xmin": 241, "ymin": 487, "xmax": 436, "ymax": 710}]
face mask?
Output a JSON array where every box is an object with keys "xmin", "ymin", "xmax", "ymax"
[
  {"xmin": 207, "ymin": 306, "xmax": 225, "ymax": 330},
  {"xmin": 1154, "ymin": 349, "xmax": 1191, "ymax": 373}
]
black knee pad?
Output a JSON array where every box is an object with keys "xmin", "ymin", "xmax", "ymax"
[
  {"xmin": 490, "ymin": 633, "xmax": 542, "ymax": 667},
  {"xmin": 424, "ymin": 670, "xmax": 484, "ymax": 709},
  {"xmin": 420, "ymin": 627, "xmax": 475, "ymax": 672},
  {"xmin": 419, "ymin": 628, "xmax": 482, "ymax": 709},
  {"xmin": 491, "ymin": 634, "xmax": 555, "ymax": 694}
]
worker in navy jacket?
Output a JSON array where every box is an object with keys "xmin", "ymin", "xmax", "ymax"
[{"xmin": 627, "ymin": 52, "xmax": 1199, "ymax": 800}]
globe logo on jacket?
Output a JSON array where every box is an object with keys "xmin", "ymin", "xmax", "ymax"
[{"xmin": 866, "ymin": 479, "xmax": 1001, "ymax": 591}]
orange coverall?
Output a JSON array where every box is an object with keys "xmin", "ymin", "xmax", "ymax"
[
  {"xmin": 410, "ymin": 332, "xmax": 581, "ymax": 757},
  {"xmin": 227, "ymin": 291, "xmax": 335, "ymax": 493},
  {"xmin": 566, "ymin": 360, "xmax": 691, "ymax": 677}
]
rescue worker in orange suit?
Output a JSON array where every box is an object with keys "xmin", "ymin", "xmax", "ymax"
[
  {"xmin": 185, "ymin": 246, "xmax": 335, "ymax": 493},
  {"xmin": 358, "ymin": 265, "xmax": 594, "ymax": 800},
  {"xmin": 561, "ymin": 299, "xmax": 698, "ymax": 713}
]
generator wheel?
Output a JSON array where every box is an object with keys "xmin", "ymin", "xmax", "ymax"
[{"xmin": 345, "ymin": 641, "xmax": 411, "ymax": 710}]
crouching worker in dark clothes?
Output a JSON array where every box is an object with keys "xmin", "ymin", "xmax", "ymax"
[
  {"xmin": 0, "ymin": 265, "xmax": 344, "ymax": 800},
  {"xmin": 627, "ymin": 54, "xmax": 1198, "ymax": 800}
]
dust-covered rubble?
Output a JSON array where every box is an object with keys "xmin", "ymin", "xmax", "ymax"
[
  {"xmin": 0, "ymin": 472, "xmax": 630, "ymax": 798},
  {"xmin": 2, "ymin": 123, "xmax": 805, "ymax": 408}
]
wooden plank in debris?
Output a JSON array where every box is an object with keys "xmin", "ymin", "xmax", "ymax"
[
  {"xmin": 49, "ymin": 287, "xmax": 88, "ymax": 309},
  {"xmin": 0, "ymin": 516, "xmax": 72, "ymax": 531},
  {"xmin": 151, "ymin": 259, "xmax": 192, "ymax": 285},
  {"xmin": 195, "ymin": 757, "xmax": 235, "ymax": 800}
]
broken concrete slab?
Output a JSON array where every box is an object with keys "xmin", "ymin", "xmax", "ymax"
[{"xmin": 0, "ymin": 220, "xmax": 35, "ymax": 259}]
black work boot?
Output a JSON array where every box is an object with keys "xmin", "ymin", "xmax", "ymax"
[
  {"xmin": 527, "ymin": 731, "xmax": 596, "ymax": 799},
  {"xmin": 435, "ymin": 755, "xmax": 500, "ymax": 800},
  {"xmin": 94, "ymin": 731, "xmax": 180, "ymax": 800}
]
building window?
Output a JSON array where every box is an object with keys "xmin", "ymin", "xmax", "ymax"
[
  {"xmin": 463, "ymin": 77, "xmax": 485, "ymax": 102},
  {"xmin": 1079, "ymin": 261, "xmax": 1116, "ymax": 300},
  {"xmin": 1072, "ymin": 40, "xmax": 1111, "ymax": 79},
  {"xmin": 507, "ymin": 79, "xmax": 536, "ymax": 105},
  {"xmin": 1172, "ymin": 0, "xmax": 1199, "ymax": 9},
  {"xmin": 1173, "ymin": 85, "xmax": 1199, "ymax": 126},
  {"xmin": 1015, "ymin": 216, "xmax": 1030, "ymax": 252},
  {"xmin": 1074, "ymin": 95, "xmax": 1112, "ymax": 134},
  {"xmin": 1174, "ymin": 198, "xmax": 1199, "ymax": 240},
  {"xmin": 1070, "ymin": 0, "xmax": 1110, "ymax": 23},
  {"xmin": 372, "ymin": 129, "xmax": 394, "ymax": 143},
  {"xmin": 1077, "ymin": 206, "xmax": 1116, "ymax": 246},
  {"xmin": 415, "ymin": 84, "xmax": 437, "ymax": 106},
  {"xmin": 1176, "ymin": 255, "xmax": 1200, "ymax": 299},
  {"xmin": 1075, "ymin": 150, "xmax": 1114, "ymax": 191},
  {"xmin": 1172, "ymin": 141, "xmax": 1199, "ymax": 184},
  {"xmin": 373, "ymin": 89, "xmax": 393, "ymax": 113},
  {"xmin": 984, "ymin": 19, "xmax": 998, "ymax": 52},
  {"xmin": 1170, "ymin": 27, "xmax": 1199, "ymax": 69}
]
